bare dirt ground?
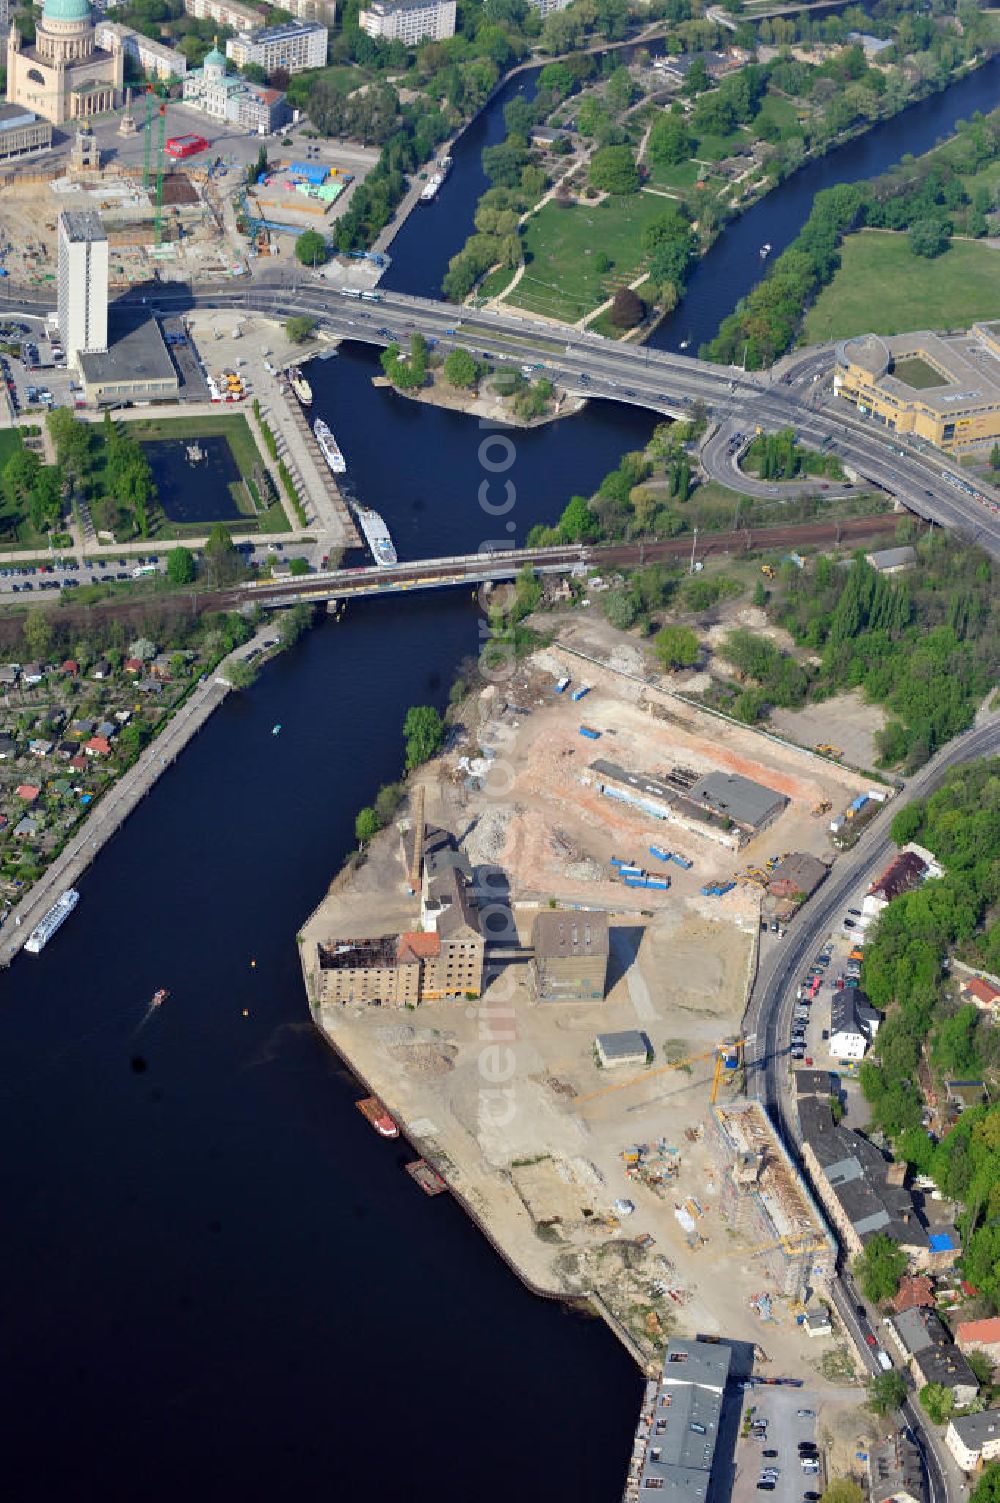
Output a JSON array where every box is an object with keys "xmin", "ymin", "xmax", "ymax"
[
  {"xmin": 299, "ymin": 627, "xmax": 879, "ymax": 1379},
  {"xmin": 769, "ymin": 691, "xmax": 888, "ymax": 773}
]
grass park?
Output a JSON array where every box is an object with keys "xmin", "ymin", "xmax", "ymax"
[
  {"xmin": 803, "ymin": 230, "xmax": 1000, "ymax": 342},
  {"xmin": 504, "ymin": 192, "xmax": 671, "ymax": 322}
]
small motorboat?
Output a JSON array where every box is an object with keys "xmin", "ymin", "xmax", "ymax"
[
  {"xmin": 272, "ymin": 724, "xmax": 282, "ymax": 736},
  {"xmin": 151, "ymin": 988, "xmax": 169, "ymax": 1008}
]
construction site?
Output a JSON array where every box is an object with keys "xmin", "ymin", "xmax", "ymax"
[
  {"xmin": 0, "ymin": 97, "xmax": 377, "ymax": 287},
  {"xmin": 300, "ymin": 627, "xmax": 868, "ymax": 1376}
]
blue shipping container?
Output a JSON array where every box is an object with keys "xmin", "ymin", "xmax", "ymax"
[
  {"xmin": 579, "ymin": 726, "xmax": 601, "ymax": 739},
  {"xmin": 649, "ymin": 845, "xmax": 672, "ymax": 863}
]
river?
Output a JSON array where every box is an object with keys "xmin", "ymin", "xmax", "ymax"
[
  {"xmin": 381, "ymin": 51, "xmax": 1000, "ymax": 357},
  {"xmin": 0, "ymin": 373, "xmax": 647, "ymax": 1500}
]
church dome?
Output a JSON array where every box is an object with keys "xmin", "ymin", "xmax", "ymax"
[
  {"xmin": 203, "ymin": 45, "xmax": 226, "ymax": 69},
  {"xmin": 42, "ymin": 0, "xmax": 92, "ymax": 22}
]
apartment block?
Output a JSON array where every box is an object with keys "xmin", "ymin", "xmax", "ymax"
[
  {"xmin": 226, "ymin": 19, "xmax": 327, "ymax": 73},
  {"xmin": 358, "ymin": 0, "xmax": 456, "ymax": 44}
]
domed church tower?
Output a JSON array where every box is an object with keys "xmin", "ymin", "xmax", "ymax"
[{"xmin": 7, "ymin": 0, "xmax": 123, "ymax": 125}]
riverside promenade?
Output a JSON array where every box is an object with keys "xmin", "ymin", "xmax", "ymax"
[{"xmin": 0, "ymin": 627, "xmax": 271, "ymax": 967}]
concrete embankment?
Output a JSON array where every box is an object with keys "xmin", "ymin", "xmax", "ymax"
[{"xmin": 0, "ymin": 631, "xmax": 268, "ymax": 966}]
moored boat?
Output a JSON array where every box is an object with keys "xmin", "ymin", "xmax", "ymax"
[
  {"xmin": 25, "ymin": 888, "xmax": 79, "ymax": 954},
  {"xmin": 406, "ymin": 1159, "xmax": 448, "ymax": 1196},
  {"xmin": 314, "ymin": 416, "xmax": 346, "ymax": 474},
  {"xmin": 351, "ymin": 503, "xmax": 397, "ymax": 567},
  {"xmin": 289, "ymin": 366, "xmax": 312, "ymax": 406},
  {"xmin": 356, "ymin": 1096, "xmax": 399, "ymax": 1137}
]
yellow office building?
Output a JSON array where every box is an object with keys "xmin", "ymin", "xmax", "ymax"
[{"xmin": 834, "ymin": 325, "xmax": 1000, "ymax": 451}]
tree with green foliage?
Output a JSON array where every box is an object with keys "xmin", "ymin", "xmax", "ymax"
[
  {"xmin": 3, "ymin": 447, "xmax": 40, "ymax": 510},
  {"xmin": 403, "ymin": 705, "xmax": 444, "ymax": 769},
  {"xmin": 588, "ymin": 144, "xmax": 638, "ymax": 194},
  {"xmin": 866, "ymin": 1368, "xmax": 907, "ymax": 1415},
  {"xmin": 355, "ymin": 806, "xmax": 380, "ymax": 844},
  {"xmin": 557, "ymin": 494, "xmax": 600, "ymax": 543},
  {"xmin": 285, "ymin": 314, "xmax": 317, "ymax": 344},
  {"xmin": 972, "ymin": 1464, "xmax": 1000, "ymax": 1503},
  {"xmin": 648, "ymin": 112, "xmax": 693, "ymax": 167},
  {"xmin": 443, "ymin": 347, "xmax": 478, "ymax": 389},
  {"xmin": 374, "ymin": 782, "xmax": 403, "ymax": 826},
  {"xmin": 820, "ymin": 1482, "xmax": 863, "ymax": 1503},
  {"xmin": 909, "ymin": 218, "xmax": 950, "ymax": 258},
  {"xmin": 23, "ymin": 608, "xmax": 51, "ymax": 662},
  {"xmin": 853, "ymin": 1234, "xmax": 907, "ymax": 1303},
  {"xmin": 166, "ymin": 546, "xmax": 196, "ymax": 586},
  {"xmin": 295, "ymin": 229, "xmax": 328, "ymax": 267},
  {"xmin": 919, "ymin": 1383, "xmax": 955, "ymax": 1425},
  {"xmin": 225, "ymin": 658, "xmax": 257, "ymax": 690},
  {"xmin": 990, "ymin": 443, "xmax": 1000, "ymax": 472},
  {"xmin": 278, "ymin": 602, "xmax": 312, "ymax": 648},
  {"xmin": 654, "ymin": 625, "xmax": 699, "ymax": 669},
  {"xmin": 204, "ymin": 522, "xmax": 242, "ymax": 587}
]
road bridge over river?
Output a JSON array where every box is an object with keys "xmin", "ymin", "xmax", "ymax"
[{"xmin": 5, "ymin": 274, "xmax": 999, "ymax": 558}]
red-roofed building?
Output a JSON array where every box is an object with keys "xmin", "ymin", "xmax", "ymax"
[
  {"xmin": 892, "ymin": 1276, "xmax": 936, "ymax": 1314},
  {"xmin": 960, "ymin": 977, "xmax": 1000, "ymax": 1014},
  {"xmin": 69, "ymin": 755, "xmax": 87, "ymax": 771},
  {"xmin": 85, "ymin": 737, "xmax": 111, "ymax": 757},
  {"xmin": 956, "ymin": 1317, "xmax": 1000, "ymax": 1364},
  {"xmin": 124, "ymin": 658, "xmax": 144, "ymax": 674},
  {"xmin": 15, "ymin": 784, "xmax": 40, "ymax": 802},
  {"xmin": 61, "ymin": 659, "xmax": 79, "ymax": 676},
  {"xmin": 397, "ymin": 931, "xmax": 441, "ymax": 963},
  {"xmin": 863, "ymin": 850, "xmax": 929, "ymax": 918}
]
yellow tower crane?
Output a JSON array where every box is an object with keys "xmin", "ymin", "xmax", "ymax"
[{"xmin": 576, "ymin": 1038, "xmax": 744, "ymax": 1106}]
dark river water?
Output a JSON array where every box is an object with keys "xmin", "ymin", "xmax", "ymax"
[{"xmin": 5, "ymin": 45, "xmax": 1000, "ymax": 1503}]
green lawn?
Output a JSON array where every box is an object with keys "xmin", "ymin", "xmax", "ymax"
[
  {"xmin": 803, "ymin": 230, "xmax": 1000, "ymax": 341},
  {"xmin": 693, "ymin": 128, "xmax": 749, "ymax": 162},
  {"xmin": 754, "ymin": 94, "xmax": 803, "ymax": 134},
  {"xmin": 0, "ymin": 429, "xmax": 23, "ymax": 468},
  {"xmin": 646, "ymin": 158, "xmax": 705, "ymax": 192},
  {"xmin": 505, "ymin": 193, "xmax": 673, "ymax": 322}
]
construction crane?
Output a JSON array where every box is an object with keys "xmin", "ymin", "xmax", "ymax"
[
  {"xmin": 577, "ymin": 1038, "xmax": 744, "ymax": 1105},
  {"xmin": 142, "ymin": 88, "xmax": 167, "ymax": 247},
  {"xmin": 743, "ymin": 1231, "xmax": 829, "ymax": 1260}
]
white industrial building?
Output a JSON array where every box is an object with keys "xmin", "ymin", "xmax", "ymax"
[
  {"xmin": 358, "ymin": 0, "xmax": 456, "ymax": 44},
  {"xmin": 226, "ymin": 19, "xmax": 327, "ymax": 73},
  {"xmin": 57, "ymin": 210, "xmax": 108, "ymax": 372}
]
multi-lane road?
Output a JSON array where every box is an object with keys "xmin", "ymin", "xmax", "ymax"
[
  {"xmin": 743, "ymin": 709, "xmax": 1000, "ymax": 1503},
  {"xmin": 5, "ymin": 274, "xmax": 1000, "ymax": 560}
]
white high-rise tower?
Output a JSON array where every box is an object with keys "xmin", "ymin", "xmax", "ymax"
[{"xmin": 57, "ymin": 210, "xmax": 108, "ymax": 371}]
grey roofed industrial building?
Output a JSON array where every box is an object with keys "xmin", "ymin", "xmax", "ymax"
[
  {"xmin": 867, "ymin": 545, "xmax": 918, "ymax": 574},
  {"xmin": 596, "ymin": 1029, "xmax": 650, "ymax": 1068},
  {"xmin": 868, "ymin": 1431, "xmax": 927, "ymax": 1503},
  {"xmin": 795, "ymin": 1068, "xmax": 836, "ymax": 1099},
  {"xmin": 687, "ymin": 771, "xmax": 788, "ymax": 833},
  {"xmin": 637, "ymin": 1338, "xmax": 732, "ymax": 1501},
  {"xmin": 531, "ymin": 909, "xmax": 609, "ymax": 1001},
  {"xmin": 798, "ymin": 1095, "xmax": 929, "ymax": 1249},
  {"xmin": 77, "ymin": 317, "xmax": 180, "ymax": 404}
]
